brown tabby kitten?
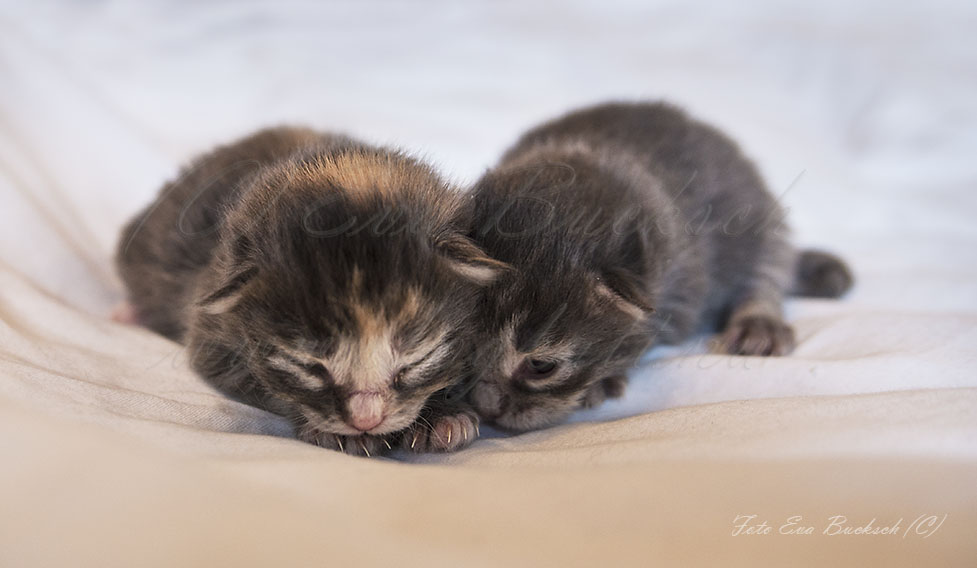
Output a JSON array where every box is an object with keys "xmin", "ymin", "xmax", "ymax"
[
  {"xmin": 116, "ymin": 126, "xmax": 503, "ymax": 455},
  {"xmin": 467, "ymin": 102, "xmax": 853, "ymax": 431}
]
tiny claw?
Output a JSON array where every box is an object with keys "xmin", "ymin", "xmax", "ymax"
[
  {"xmin": 382, "ymin": 438, "xmax": 392, "ymax": 450},
  {"xmin": 411, "ymin": 432, "xmax": 418, "ymax": 449},
  {"xmin": 462, "ymin": 427, "xmax": 468, "ymax": 442},
  {"xmin": 475, "ymin": 423, "xmax": 480, "ymax": 437},
  {"xmin": 337, "ymin": 437, "xmax": 345, "ymax": 453},
  {"xmin": 447, "ymin": 428, "xmax": 452, "ymax": 445},
  {"xmin": 360, "ymin": 440, "xmax": 371, "ymax": 458}
]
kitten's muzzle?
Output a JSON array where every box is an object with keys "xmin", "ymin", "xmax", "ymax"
[
  {"xmin": 471, "ymin": 381, "xmax": 507, "ymax": 420},
  {"xmin": 347, "ymin": 391, "xmax": 385, "ymax": 432}
]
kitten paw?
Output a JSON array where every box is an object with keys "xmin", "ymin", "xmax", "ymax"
[
  {"xmin": 403, "ymin": 410, "xmax": 479, "ymax": 453},
  {"xmin": 297, "ymin": 428, "xmax": 392, "ymax": 457},
  {"xmin": 581, "ymin": 375, "xmax": 628, "ymax": 408},
  {"xmin": 794, "ymin": 250, "xmax": 854, "ymax": 298},
  {"xmin": 720, "ymin": 315, "xmax": 795, "ymax": 356}
]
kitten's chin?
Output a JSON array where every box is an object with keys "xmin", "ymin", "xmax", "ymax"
[
  {"xmin": 296, "ymin": 400, "xmax": 421, "ymax": 437},
  {"xmin": 374, "ymin": 407, "xmax": 423, "ymax": 435},
  {"xmin": 306, "ymin": 416, "xmax": 406, "ymax": 437},
  {"xmin": 368, "ymin": 422, "xmax": 407, "ymax": 436}
]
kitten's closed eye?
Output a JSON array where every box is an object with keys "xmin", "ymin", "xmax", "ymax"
[
  {"xmin": 265, "ymin": 344, "xmax": 339, "ymax": 388},
  {"xmin": 302, "ymin": 362, "xmax": 332, "ymax": 383},
  {"xmin": 395, "ymin": 343, "xmax": 449, "ymax": 389},
  {"xmin": 266, "ymin": 353, "xmax": 333, "ymax": 390}
]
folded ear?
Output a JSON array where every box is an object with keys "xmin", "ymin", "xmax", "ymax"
[
  {"xmin": 435, "ymin": 232, "xmax": 511, "ymax": 286},
  {"xmin": 198, "ymin": 265, "xmax": 258, "ymax": 315},
  {"xmin": 593, "ymin": 268, "xmax": 654, "ymax": 320}
]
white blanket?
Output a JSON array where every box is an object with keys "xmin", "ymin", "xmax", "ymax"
[{"xmin": 1, "ymin": 1, "xmax": 975, "ymax": 566}]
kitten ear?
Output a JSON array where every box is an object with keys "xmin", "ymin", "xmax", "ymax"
[
  {"xmin": 197, "ymin": 234, "xmax": 260, "ymax": 315},
  {"xmin": 435, "ymin": 232, "xmax": 511, "ymax": 286},
  {"xmin": 198, "ymin": 265, "xmax": 258, "ymax": 315},
  {"xmin": 593, "ymin": 269, "xmax": 654, "ymax": 320}
]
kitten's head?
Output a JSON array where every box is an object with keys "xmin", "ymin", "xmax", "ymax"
[
  {"xmin": 468, "ymin": 265, "xmax": 653, "ymax": 431},
  {"xmin": 190, "ymin": 148, "xmax": 503, "ymax": 437},
  {"xmin": 466, "ymin": 161, "xmax": 657, "ymax": 431}
]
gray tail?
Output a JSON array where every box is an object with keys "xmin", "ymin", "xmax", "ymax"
[{"xmin": 791, "ymin": 249, "xmax": 854, "ymax": 298}]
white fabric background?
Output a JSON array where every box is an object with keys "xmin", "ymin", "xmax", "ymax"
[{"xmin": 1, "ymin": 1, "xmax": 975, "ymax": 566}]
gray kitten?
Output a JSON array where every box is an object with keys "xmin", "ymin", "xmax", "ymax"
[
  {"xmin": 467, "ymin": 102, "xmax": 853, "ymax": 431},
  {"xmin": 116, "ymin": 126, "xmax": 503, "ymax": 455}
]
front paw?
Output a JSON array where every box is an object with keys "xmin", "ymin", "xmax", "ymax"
[
  {"xmin": 402, "ymin": 408, "xmax": 479, "ymax": 453},
  {"xmin": 297, "ymin": 427, "xmax": 393, "ymax": 457},
  {"xmin": 720, "ymin": 315, "xmax": 795, "ymax": 356},
  {"xmin": 581, "ymin": 375, "xmax": 628, "ymax": 408}
]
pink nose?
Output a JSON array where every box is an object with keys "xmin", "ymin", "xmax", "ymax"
[{"xmin": 347, "ymin": 392, "xmax": 384, "ymax": 431}]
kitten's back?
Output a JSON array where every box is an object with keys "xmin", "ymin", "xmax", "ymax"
[{"xmin": 504, "ymin": 102, "xmax": 794, "ymax": 327}]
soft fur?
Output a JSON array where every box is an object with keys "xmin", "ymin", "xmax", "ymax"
[
  {"xmin": 467, "ymin": 102, "xmax": 853, "ymax": 431},
  {"xmin": 117, "ymin": 126, "xmax": 499, "ymax": 456}
]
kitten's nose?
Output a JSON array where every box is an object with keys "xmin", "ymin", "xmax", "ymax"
[{"xmin": 347, "ymin": 392, "xmax": 384, "ymax": 431}]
